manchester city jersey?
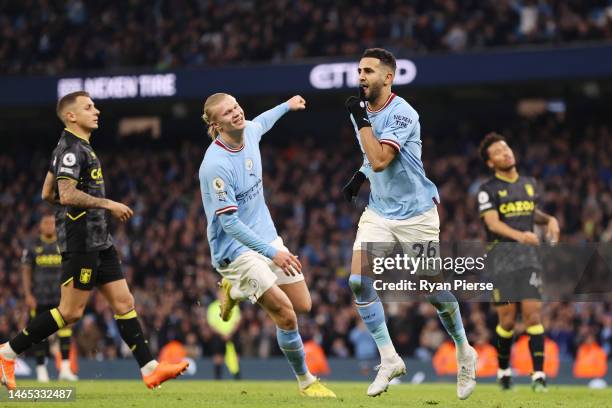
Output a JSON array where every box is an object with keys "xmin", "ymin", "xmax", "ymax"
[
  {"xmin": 354, "ymin": 93, "xmax": 439, "ymax": 220},
  {"xmin": 199, "ymin": 103, "xmax": 288, "ymax": 268}
]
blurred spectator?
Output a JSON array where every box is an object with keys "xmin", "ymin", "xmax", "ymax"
[
  {"xmin": 416, "ymin": 319, "xmax": 446, "ymax": 361},
  {"xmin": 1, "ymin": 0, "xmax": 611, "ymax": 75},
  {"xmin": 349, "ymin": 321, "xmax": 377, "ymax": 375},
  {"xmin": 76, "ymin": 314, "xmax": 103, "ymax": 359}
]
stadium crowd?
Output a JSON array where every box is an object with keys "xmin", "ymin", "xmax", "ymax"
[
  {"xmin": 1, "ymin": 0, "xmax": 612, "ymax": 74},
  {"xmin": 0, "ymin": 111, "xmax": 611, "ymax": 366}
]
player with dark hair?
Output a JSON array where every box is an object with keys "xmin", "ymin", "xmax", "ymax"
[
  {"xmin": 0, "ymin": 91, "xmax": 188, "ymax": 391},
  {"xmin": 343, "ymin": 48, "xmax": 477, "ymax": 399},
  {"xmin": 477, "ymin": 132, "xmax": 560, "ymax": 391}
]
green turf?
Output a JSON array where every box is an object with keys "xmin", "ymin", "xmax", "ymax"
[{"xmin": 3, "ymin": 380, "xmax": 611, "ymax": 408}]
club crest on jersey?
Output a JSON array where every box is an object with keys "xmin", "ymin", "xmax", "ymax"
[
  {"xmin": 525, "ymin": 184, "xmax": 534, "ymax": 197},
  {"xmin": 245, "ymin": 159, "xmax": 253, "ymax": 171},
  {"xmin": 62, "ymin": 153, "xmax": 76, "ymax": 167},
  {"xmin": 498, "ymin": 190, "xmax": 508, "ymax": 197},
  {"xmin": 79, "ymin": 268, "xmax": 92, "ymax": 284}
]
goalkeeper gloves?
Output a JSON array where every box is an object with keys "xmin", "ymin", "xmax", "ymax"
[
  {"xmin": 342, "ymin": 170, "xmax": 367, "ymax": 203},
  {"xmin": 345, "ymin": 87, "xmax": 371, "ymax": 130}
]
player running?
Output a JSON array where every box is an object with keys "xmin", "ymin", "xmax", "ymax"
[
  {"xmin": 343, "ymin": 48, "xmax": 477, "ymax": 399},
  {"xmin": 198, "ymin": 93, "xmax": 335, "ymax": 398},
  {"xmin": 478, "ymin": 132, "xmax": 559, "ymax": 392},
  {"xmin": 0, "ymin": 91, "xmax": 188, "ymax": 391},
  {"xmin": 21, "ymin": 214, "xmax": 78, "ymax": 382}
]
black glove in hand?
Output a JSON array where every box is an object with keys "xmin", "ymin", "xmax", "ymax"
[
  {"xmin": 342, "ymin": 170, "xmax": 367, "ymax": 203},
  {"xmin": 345, "ymin": 88, "xmax": 371, "ymax": 130}
]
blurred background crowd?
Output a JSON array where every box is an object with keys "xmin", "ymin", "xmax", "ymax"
[
  {"xmin": 2, "ymin": 0, "xmax": 612, "ymax": 74},
  {"xmin": 0, "ymin": 109, "xmax": 611, "ymax": 366}
]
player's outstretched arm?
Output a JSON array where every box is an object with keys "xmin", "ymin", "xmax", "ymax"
[
  {"xmin": 252, "ymin": 95, "xmax": 305, "ymax": 137},
  {"xmin": 482, "ymin": 210, "xmax": 540, "ymax": 246},
  {"xmin": 41, "ymin": 171, "xmax": 57, "ymax": 204},
  {"xmin": 57, "ymin": 179, "xmax": 133, "ymax": 222}
]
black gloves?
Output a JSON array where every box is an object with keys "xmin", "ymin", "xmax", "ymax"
[
  {"xmin": 345, "ymin": 87, "xmax": 371, "ymax": 130},
  {"xmin": 344, "ymin": 88, "xmax": 369, "ymax": 202},
  {"xmin": 342, "ymin": 170, "xmax": 367, "ymax": 203}
]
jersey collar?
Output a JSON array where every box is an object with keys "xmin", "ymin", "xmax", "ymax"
[
  {"xmin": 367, "ymin": 93, "xmax": 396, "ymax": 113},
  {"xmin": 495, "ymin": 172, "xmax": 519, "ymax": 183},
  {"xmin": 64, "ymin": 128, "xmax": 90, "ymax": 144},
  {"xmin": 214, "ymin": 137, "xmax": 244, "ymax": 153}
]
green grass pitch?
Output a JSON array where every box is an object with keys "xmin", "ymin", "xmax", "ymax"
[{"xmin": 5, "ymin": 380, "xmax": 612, "ymax": 408}]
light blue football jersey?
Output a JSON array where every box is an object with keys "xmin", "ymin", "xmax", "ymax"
[
  {"xmin": 354, "ymin": 93, "xmax": 440, "ymax": 220},
  {"xmin": 199, "ymin": 103, "xmax": 289, "ymax": 268}
]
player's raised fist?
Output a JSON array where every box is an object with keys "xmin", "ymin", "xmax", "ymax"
[{"xmin": 287, "ymin": 95, "xmax": 306, "ymax": 111}]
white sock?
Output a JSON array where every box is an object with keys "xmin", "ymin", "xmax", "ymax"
[
  {"xmin": 297, "ymin": 371, "xmax": 316, "ymax": 389},
  {"xmin": 456, "ymin": 342, "xmax": 471, "ymax": 358},
  {"xmin": 60, "ymin": 360, "xmax": 71, "ymax": 372},
  {"xmin": 140, "ymin": 360, "xmax": 159, "ymax": 376},
  {"xmin": 0, "ymin": 343, "xmax": 17, "ymax": 360},
  {"xmin": 379, "ymin": 342, "xmax": 398, "ymax": 364}
]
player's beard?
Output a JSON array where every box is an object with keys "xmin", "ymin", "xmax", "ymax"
[
  {"xmin": 499, "ymin": 163, "xmax": 516, "ymax": 172},
  {"xmin": 365, "ymin": 85, "xmax": 381, "ymax": 103}
]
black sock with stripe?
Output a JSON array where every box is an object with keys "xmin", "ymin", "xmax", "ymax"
[
  {"xmin": 9, "ymin": 308, "xmax": 65, "ymax": 355},
  {"xmin": 495, "ymin": 325, "xmax": 514, "ymax": 370},
  {"xmin": 58, "ymin": 328, "xmax": 73, "ymax": 360},
  {"xmin": 527, "ymin": 324, "xmax": 545, "ymax": 372},
  {"xmin": 114, "ymin": 310, "xmax": 154, "ymax": 368}
]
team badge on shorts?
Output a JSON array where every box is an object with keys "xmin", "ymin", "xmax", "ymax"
[
  {"xmin": 79, "ymin": 268, "xmax": 92, "ymax": 284},
  {"xmin": 248, "ymin": 278, "xmax": 259, "ymax": 291}
]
